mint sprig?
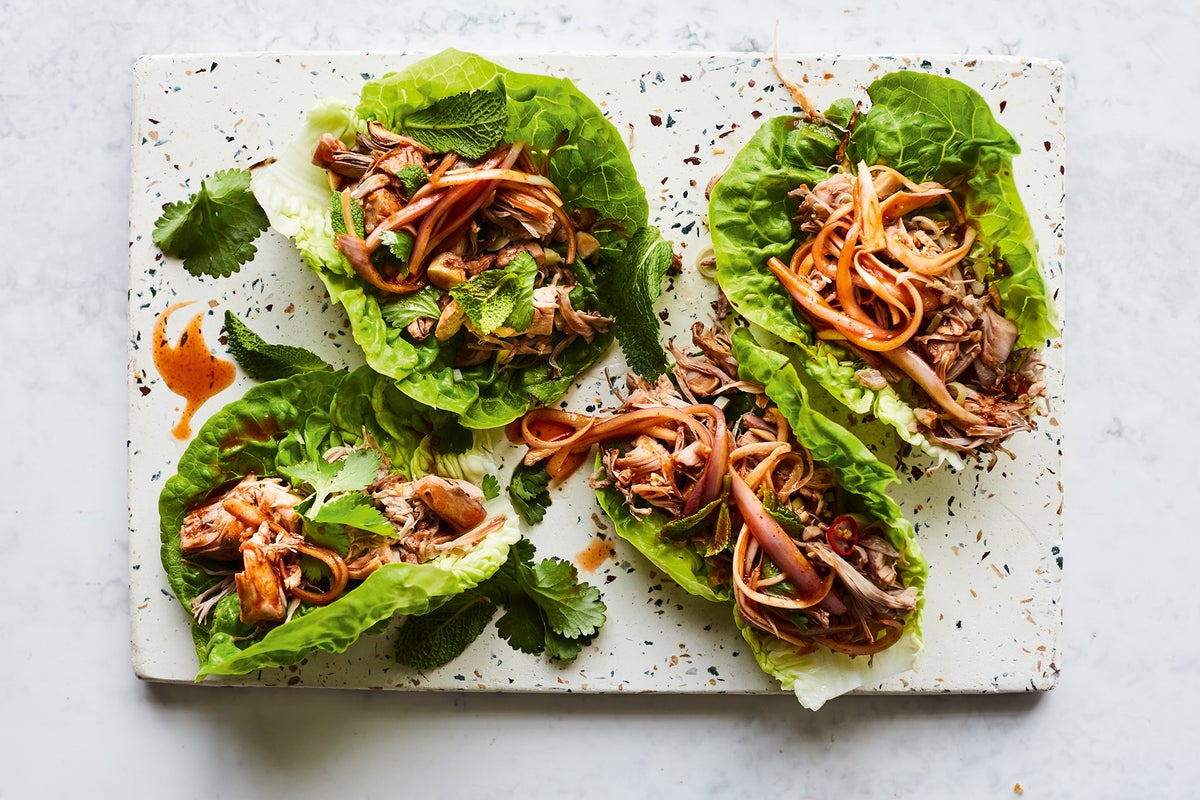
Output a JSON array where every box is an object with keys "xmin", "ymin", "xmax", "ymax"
[
  {"xmin": 594, "ymin": 226, "xmax": 674, "ymax": 379},
  {"xmin": 393, "ymin": 594, "xmax": 499, "ymax": 671},
  {"xmin": 380, "ymin": 286, "xmax": 443, "ymax": 330},
  {"xmin": 329, "ymin": 190, "xmax": 365, "ymax": 237},
  {"xmin": 449, "ymin": 250, "xmax": 539, "ymax": 336},
  {"xmin": 399, "ymin": 85, "xmax": 508, "ymax": 160},
  {"xmin": 223, "ymin": 311, "xmax": 332, "ymax": 381}
]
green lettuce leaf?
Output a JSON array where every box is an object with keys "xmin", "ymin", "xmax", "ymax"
[
  {"xmin": 593, "ymin": 466, "xmax": 730, "ymax": 604},
  {"xmin": 709, "ymin": 71, "xmax": 1058, "ymax": 463},
  {"xmin": 253, "ymin": 50, "xmax": 663, "ymax": 428},
  {"xmin": 730, "ymin": 330, "xmax": 927, "ymax": 709},
  {"xmin": 157, "ymin": 367, "xmax": 520, "ymax": 678}
]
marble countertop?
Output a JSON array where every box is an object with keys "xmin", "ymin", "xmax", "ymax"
[{"xmin": 2, "ymin": 0, "xmax": 1193, "ymax": 796}]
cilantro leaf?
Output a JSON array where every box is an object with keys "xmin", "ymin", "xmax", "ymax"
[
  {"xmin": 399, "ymin": 85, "xmax": 508, "ymax": 160},
  {"xmin": 309, "ymin": 491, "xmax": 395, "ymax": 538},
  {"xmin": 394, "ymin": 593, "xmax": 498, "ymax": 670},
  {"xmin": 386, "ymin": 535, "xmax": 606, "ymax": 668},
  {"xmin": 544, "ymin": 629, "xmax": 588, "ymax": 661},
  {"xmin": 279, "ymin": 449, "xmax": 380, "ymax": 517},
  {"xmin": 299, "ymin": 518, "xmax": 351, "ymax": 557},
  {"xmin": 594, "ymin": 226, "xmax": 674, "ymax": 378},
  {"xmin": 152, "ymin": 168, "xmax": 269, "ymax": 278},
  {"xmin": 480, "ymin": 474, "xmax": 501, "ymax": 501},
  {"xmin": 493, "ymin": 594, "xmax": 549, "ymax": 654},
  {"xmin": 380, "ymin": 286, "xmax": 443, "ymax": 330},
  {"xmin": 299, "ymin": 553, "xmax": 335, "ymax": 581},
  {"xmin": 508, "ymin": 462, "xmax": 552, "ymax": 525},
  {"xmin": 486, "ymin": 538, "xmax": 606, "ymax": 658},
  {"xmin": 222, "ymin": 311, "xmax": 332, "ymax": 381},
  {"xmin": 519, "ymin": 557, "xmax": 606, "ymax": 640}
]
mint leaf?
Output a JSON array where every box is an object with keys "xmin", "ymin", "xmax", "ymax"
[
  {"xmin": 380, "ymin": 286, "xmax": 444, "ymax": 330},
  {"xmin": 449, "ymin": 267, "xmax": 518, "ymax": 336},
  {"xmin": 394, "ymin": 592, "xmax": 498, "ymax": 670},
  {"xmin": 480, "ymin": 474, "xmax": 501, "ymax": 501},
  {"xmin": 152, "ymin": 168, "xmax": 269, "ymax": 278},
  {"xmin": 501, "ymin": 250, "xmax": 539, "ymax": 333},
  {"xmin": 394, "ymin": 164, "xmax": 428, "ymax": 196},
  {"xmin": 448, "ymin": 252, "xmax": 540, "ymax": 336},
  {"xmin": 310, "ymin": 491, "xmax": 395, "ymax": 538},
  {"xmin": 223, "ymin": 311, "xmax": 332, "ymax": 381},
  {"xmin": 379, "ymin": 230, "xmax": 414, "ymax": 265},
  {"xmin": 594, "ymin": 226, "xmax": 674, "ymax": 378},
  {"xmin": 399, "ymin": 86, "xmax": 508, "ymax": 159},
  {"xmin": 508, "ymin": 462, "xmax": 552, "ymax": 525},
  {"xmin": 329, "ymin": 190, "xmax": 365, "ymax": 237},
  {"xmin": 279, "ymin": 449, "xmax": 380, "ymax": 517}
]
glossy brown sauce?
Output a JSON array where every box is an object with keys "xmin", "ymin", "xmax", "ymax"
[
  {"xmin": 575, "ymin": 536, "xmax": 616, "ymax": 573},
  {"xmin": 152, "ymin": 301, "xmax": 236, "ymax": 440}
]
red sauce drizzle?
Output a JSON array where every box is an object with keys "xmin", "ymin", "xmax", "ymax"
[
  {"xmin": 575, "ymin": 536, "xmax": 616, "ymax": 573},
  {"xmin": 152, "ymin": 301, "xmax": 236, "ymax": 440}
]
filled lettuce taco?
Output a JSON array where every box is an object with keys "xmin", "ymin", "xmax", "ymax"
[
  {"xmin": 709, "ymin": 70, "xmax": 1059, "ymax": 465},
  {"xmin": 511, "ymin": 321, "xmax": 926, "ymax": 709},
  {"xmin": 253, "ymin": 49, "xmax": 671, "ymax": 430},
  {"xmin": 158, "ymin": 366, "xmax": 520, "ymax": 678}
]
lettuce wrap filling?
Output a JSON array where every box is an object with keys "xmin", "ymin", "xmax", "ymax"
[
  {"xmin": 511, "ymin": 321, "xmax": 926, "ymax": 709},
  {"xmin": 253, "ymin": 49, "xmax": 668, "ymax": 429},
  {"xmin": 158, "ymin": 366, "xmax": 520, "ymax": 678},
  {"xmin": 709, "ymin": 71, "xmax": 1058, "ymax": 465}
]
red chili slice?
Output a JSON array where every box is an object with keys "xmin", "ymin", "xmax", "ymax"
[{"xmin": 827, "ymin": 515, "xmax": 860, "ymax": 556}]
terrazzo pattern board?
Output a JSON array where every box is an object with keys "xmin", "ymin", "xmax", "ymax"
[{"xmin": 128, "ymin": 52, "xmax": 1064, "ymax": 695}]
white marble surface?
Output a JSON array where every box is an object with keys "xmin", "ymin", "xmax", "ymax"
[{"xmin": 0, "ymin": 0, "xmax": 1192, "ymax": 796}]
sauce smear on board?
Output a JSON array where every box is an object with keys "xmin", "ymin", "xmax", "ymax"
[
  {"xmin": 152, "ymin": 301, "xmax": 236, "ymax": 439},
  {"xmin": 575, "ymin": 536, "xmax": 616, "ymax": 573}
]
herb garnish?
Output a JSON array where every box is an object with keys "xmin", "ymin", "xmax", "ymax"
[
  {"xmin": 508, "ymin": 461, "xmax": 553, "ymax": 525},
  {"xmin": 595, "ymin": 226, "xmax": 675, "ymax": 379},
  {"xmin": 223, "ymin": 311, "xmax": 332, "ymax": 381},
  {"xmin": 152, "ymin": 168, "xmax": 269, "ymax": 278},
  {"xmin": 394, "ymin": 537, "xmax": 607, "ymax": 667},
  {"xmin": 399, "ymin": 85, "xmax": 508, "ymax": 160}
]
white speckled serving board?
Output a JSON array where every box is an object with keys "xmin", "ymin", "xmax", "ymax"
[{"xmin": 128, "ymin": 52, "xmax": 1064, "ymax": 694}]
